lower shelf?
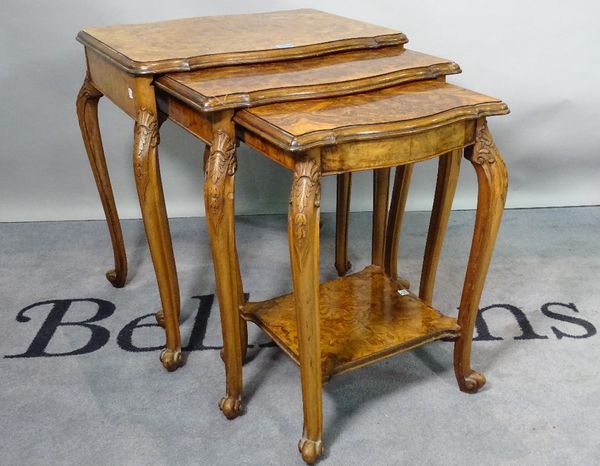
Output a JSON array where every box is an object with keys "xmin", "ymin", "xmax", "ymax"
[{"xmin": 241, "ymin": 265, "xmax": 460, "ymax": 380}]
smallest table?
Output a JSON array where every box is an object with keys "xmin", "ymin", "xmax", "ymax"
[{"xmin": 211, "ymin": 79, "xmax": 509, "ymax": 464}]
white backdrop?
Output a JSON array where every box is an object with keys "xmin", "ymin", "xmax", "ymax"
[{"xmin": 1, "ymin": 0, "xmax": 599, "ymax": 222}]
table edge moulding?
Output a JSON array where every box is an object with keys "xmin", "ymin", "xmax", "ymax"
[{"xmin": 76, "ymin": 9, "xmax": 408, "ymax": 74}]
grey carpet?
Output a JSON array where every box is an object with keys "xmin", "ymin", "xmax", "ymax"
[{"xmin": 1, "ymin": 207, "xmax": 599, "ymax": 465}]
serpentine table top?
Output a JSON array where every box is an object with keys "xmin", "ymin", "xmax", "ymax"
[{"xmin": 77, "ymin": 9, "xmax": 407, "ymax": 74}]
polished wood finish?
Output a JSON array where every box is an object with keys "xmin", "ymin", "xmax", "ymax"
[
  {"xmin": 334, "ymin": 173, "xmax": 352, "ymax": 276},
  {"xmin": 81, "ymin": 44, "xmax": 184, "ymax": 370},
  {"xmin": 156, "ymin": 92, "xmax": 214, "ymax": 144},
  {"xmin": 319, "ymin": 119, "xmax": 475, "ymax": 173},
  {"xmin": 85, "ymin": 49, "xmax": 138, "ymax": 119},
  {"xmin": 287, "ymin": 151, "xmax": 323, "ymax": 464},
  {"xmin": 384, "ymin": 164, "xmax": 414, "ymax": 280},
  {"xmin": 131, "ymin": 81, "xmax": 182, "ymax": 371},
  {"xmin": 371, "ymin": 168, "xmax": 391, "ymax": 267},
  {"xmin": 238, "ymin": 115, "xmax": 469, "ymax": 173},
  {"xmin": 76, "ymin": 7, "xmax": 474, "ymax": 377},
  {"xmin": 155, "ymin": 57, "xmax": 466, "ymax": 289},
  {"xmin": 155, "ymin": 46, "xmax": 461, "ymax": 290},
  {"xmin": 203, "ymin": 115, "xmax": 246, "ymax": 419},
  {"xmin": 77, "ymin": 9, "xmax": 406, "ymax": 74},
  {"xmin": 235, "ymin": 82, "xmax": 509, "ymax": 176},
  {"xmin": 242, "ymin": 265, "xmax": 460, "ymax": 380},
  {"xmin": 419, "ymin": 149, "xmax": 462, "ymax": 304},
  {"xmin": 76, "ymin": 72, "xmax": 127, "ymax": 288},
  {"xmin": 77, "ymin": 12, "xmax": 510, "ymax": 464},
  {"xmin": 233, "ymin": 79, "xmax": 509, "ymax": 461},
  {"xmin": 454, "ymin": 120, "xmax": 508, "ymax": 393},
  {"xmin": 156, "ymin": 48, "xmax": 460, "ymax": 111},
  {"xmin": 154, "ymin": 43, "xmax": 462, "ymax": 294},
  {"xmin": 234, "ymin": 80, "xmax": 508, "ymax": 152}
]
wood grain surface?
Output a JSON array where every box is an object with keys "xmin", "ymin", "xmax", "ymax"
[
  {"xmin": 131, "ymin": 90, "xmax": 183, "ymax": 371},
  {"xmin": 234, "ymin": 80, "xmax": 509, "ymax": 151},
  {"xmin": 77, "ymin": 9, "xmax": 406, "ymax": 74},
  {"xmin": 234, "ymin": 80, "xmax": 508, "ymax": 151},
  {"xmin": 76, "ymin": 72, "xmax": 128, "ymax": 288},
  {"xmin": 156, "ymin": 48, "xmax": 459, "ymax": 111},
  {"xmin": 242, "ymin": 266, "xmax": 460, "ymax": 380},
  {"xmin": 454, "ymin": 119, "xmax": 509, "ymax": 394}
]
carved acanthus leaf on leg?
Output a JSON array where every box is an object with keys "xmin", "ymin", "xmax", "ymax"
[
  {"xmin": 133, "ymin": 108, "xmax": 159, "ymax": 203},
  {"xmin": 466, "ymin": 119, "xmax": 497, "ymax": 166},
  {"xmin": 205, "ymin": 129, "xmax": 237, "ymax": 227},
  {"xmin": 290, "ymin": 158, "xmax": 321, "ymax": 262}
]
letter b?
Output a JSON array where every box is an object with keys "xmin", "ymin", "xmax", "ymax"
[{"xmin": 5, "ymin": 299, "xmax": 114, "ymax": 358}]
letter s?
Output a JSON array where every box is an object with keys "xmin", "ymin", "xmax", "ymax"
[{"xmin": 541, "ymin": 302, "xmax": 597, "ymax": 339}]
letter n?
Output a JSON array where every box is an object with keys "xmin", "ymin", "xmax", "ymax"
[{"xmin": 474, "ymin": 304, "xmax": 548, "ymax": 341}]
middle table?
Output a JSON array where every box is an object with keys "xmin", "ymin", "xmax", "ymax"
[{"xmin": 154, "ymin": 46, "xmax": 460, "ymax": 367}]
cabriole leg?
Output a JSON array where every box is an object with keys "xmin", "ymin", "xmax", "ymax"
[
  {"xmin": 132, "ymin": 103, "xmax": 181, "ymax": 371},
  {"xmin": 76, "ymin": 72, "xmax": 127, "ymax": 288},
  {"xmin": 289, "ymin": 153, "xmax": 323, "ymax": 464},
  {"xmin": 335, "ymin": 173, "xmax": 352, "ymax": 276},
  {"xmin": 371, "ymin": 168, "xmax": 390, "ymax": 267},
  {"xmin": 205, "ymin": 127, "xmax": 244, "ymax": 419},
  {"xmin": 383, "ymin": 164, "xmax": 413, "ymax": 283},
  {"xmin": 205, "ymin": 142, "xmax": 248, "ymax": 365},
  {"xmin": 454, "ymin": 119, "xmax": 508, "ymax": 393},
  {"xmin": 419, "ymin": 150, "xmax": 461, "ymax": 305}
]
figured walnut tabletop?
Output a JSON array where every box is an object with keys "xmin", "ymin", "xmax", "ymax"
[
  {"xmin": 155, "ymin": 49, "xmax": 461, "ymax": 146},
  {"xmin": 235, "ymin": 80, "xmax": 508, "ymax": 165},
  {"xmin": 77, "ymin": 9, "xmax": 406, "ymax": 74},
  {"xmin": 156, "ymin": 48, "xmax": 459, "ymax": 111}
]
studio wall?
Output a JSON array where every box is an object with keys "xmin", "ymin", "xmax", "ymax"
[{"xmin": 1, "ymin": 0, "xmax": 598, "ymax": 222}]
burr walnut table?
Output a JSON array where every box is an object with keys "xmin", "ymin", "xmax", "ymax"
[
  {"xmin": 220, "ymin": 80, "xmax": 510, "ymax": 463},
  {"xmin": 75, "ymin": 9, "xmax": 461, "ymax": 370},
  {"xmin": 75, "ymin": 9, "xmax": 510, "ymax": 465}
]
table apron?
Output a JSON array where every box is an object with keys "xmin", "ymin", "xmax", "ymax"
[
  {"xmin": 237, "ymin": 118, "xmax": 476, "ymax": 175},
  {"xmin": 85, "ymin": 48, "xmax": 139, "ymax": 119},
  {"xmin": 156, "ymin": 90, "xmax": 215, "ymax": 145},
  {"xmin": 321, "ymin": 119, "xmax": 476, "ymax": 173}
]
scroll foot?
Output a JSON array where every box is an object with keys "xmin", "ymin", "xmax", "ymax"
[
  {"xmin": 459, "ymin": 370, "xmax": 486, "ymax": 394},
  {"xmin": 160, "ymin": 348, "xmax": 183, "ymax": 371},
  {"xmin": 219, "ymin": 396, "xmax": 243, "ymax": 420},
  {"xmin": 298, "ymin": 438, "xmax": 324, "ymax": 465},
  {"xmin": 105, "ymin": 269, "xmax": 126, "ymax": 288}
]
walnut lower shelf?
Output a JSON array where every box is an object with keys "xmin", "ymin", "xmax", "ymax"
[{"xmin": 241, "ymin": 266, "xmax": 460, "ymax": 380}]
